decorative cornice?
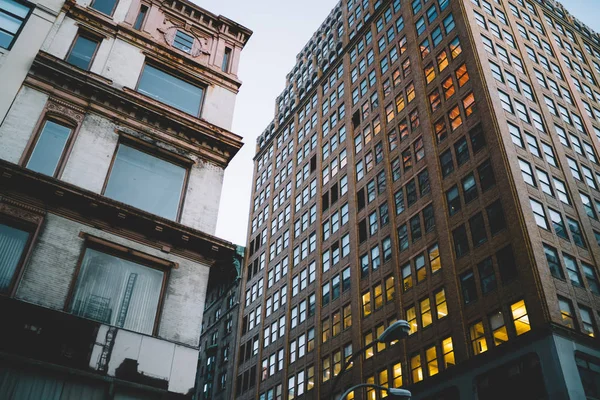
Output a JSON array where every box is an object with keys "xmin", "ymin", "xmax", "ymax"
[
  {"xmin": 27, "ymin": 51, "xmax": 243, "ymax": 168},
  {"xmin": 0, "ymin": 160, "xmax": 236, "ymax": 265}
]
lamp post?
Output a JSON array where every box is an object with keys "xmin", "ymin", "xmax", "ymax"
[
  {"xmin": 337, "ymin": 383, "xmax": 411, "ymax": 400},
  {"xmin": 329, "ymin": 320, "xmax": 410, "ymax": 399}
]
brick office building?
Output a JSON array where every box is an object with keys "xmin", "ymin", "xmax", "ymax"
[
  {"xmin": 0, "ymin": 0, "xmax": 250, "ymax": 398},
  {"xmin": 236, "ymin": 0, "xmax": 600, "ymax": 399}
]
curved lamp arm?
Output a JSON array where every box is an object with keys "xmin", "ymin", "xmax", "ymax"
[
  {"xmin": 328, "ymin": 340, "xmax": 379, "ymax": 399},
  {"xmin": 337, "ymin": 383, "xmax": 411, "ymax": 400}
]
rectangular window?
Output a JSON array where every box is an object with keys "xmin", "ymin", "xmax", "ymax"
[
  {"xmin": 70, "ymin": 247, "xmax": 165, "ymax": 335},
  {"xmin": 104, "ymin": 144, "xmax": 186, "ymax": 220},
  {"xmin": 67, "ymin": 34, "xmax": 100, "ymax": 70},
  {"xmin": 137, "ymin": 64, "xmax": 205, "ymax": 116},
  {"xmin": 26, "ymin": 120, "xmax": 73, "ymax": 177},
  {"xmin": 0, "ymin": 0, "xmax": 32, "ymax": 49},
  {"xmin": 133, "ymin": 4, "xmax": 149, "ymax": 30},
  {"xmin": 90, "ymin": 0, "xmax": 118, "ymax": 15},
  {"xmin": 470, "ymin": 321, "xmax": 488, "ymax": 355},
  {"xmin": 0, "ymin": 222, "xmax": 30, "ymax": 294},
  {"xmin": 511, "ymin": 299, "xmax": 531, "ymax": 335},
  {"xmin": 173, "ymin": 30, "xmax": 194, "ymax": 53},
  {"xmin": 222, "ymin": 47, "xmax": 232, "ymax": 72}
]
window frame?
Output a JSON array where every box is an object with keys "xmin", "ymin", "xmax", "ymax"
[
  {"xmin": 66, "ymin": 233, "xmax": 174, "ymax": 336},
  {"xmin": 101, "ymin": 137, "xmax": 191, "ymax": 222},
  {"xmin": 65, "ymin": 30, "xmax": 102, "ymax": 71},
  {"xmin": 0, "ymin": 0, "xmax": 33, "ymax": 50}
]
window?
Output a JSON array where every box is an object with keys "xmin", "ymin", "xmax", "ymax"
[
  {"xmin": 530, "ymin": 198, "xmax": 548, "ymax": 229},
  {"xmin": 362, "ymin": 291, "xmax": 371, "ymax": 316},
  {"xmin": 489, "ymin": 311, "xmax": 507, "ymax": 346},
  {"xmin": 70, "ymin": 246, "xmax": 164, "ymax": 335},
  {"xmin": 133, "ymin": 4, "xmax": 149, "ymax": 30},
  {"xmin": 470, "ymin": 321, "xmax": 488, "ymax": 355},
  {"xmin": 580, "ymin": 306, "xmax": 596, "ymax": 337},
  {"xmin": 90, "ymin": 0, "xmax": 118, "ymax": 15},
  {"xmin": 582, "ymin": 263, "xmax": 600, "ymax": 295},
  {"xmin": 0, "ymin": 222, "xmax": 31, "ymax": 294},
  {"xmin": 511, "ymin": 299, "xmax": 530, "ymax": 335},
  {"xmin": 453, "ymin": 225, "xmax": 469, "ymax": 258},
  {"xmin": 137, "ymin": 64, "xmax": 205, "ymax": 116},
  {"xmin": 460, "ymin": 270, "xmax": 477, "ymax": 304},
  {"xmin": 421, "ymin": 297, "xmax": 432, "ymax": 328},
  {"xmin": 26, "ymin": 120, "xmax": 73, "ymax": 177},
  {"xmin": 478, "ymin": 257, "xmax": 496, "ymax": 294},
  {"xmin": 411, "ymin": 354, "xmax": 423, "ymax": 383},
  {"xmin": 173, "ymin": 30, "xmax": 194, "ymax": 53},
  {"xmin": 222, "ymin": 47, "xmax": 232, "ymax": 72},
  {"xmin": 104, "ymin": 144, "xmax": 186, "ymax": 220},
  {"xmin": 0, "ymin": 0, "xmax": 32, "ymax": 49},
  {"xmin": 558, "ymin": 296, "xmax": 576, "ymax": 329},
  {"xmin": 67, "ymin": 34, "xmax": 100, "ymax": 70}
]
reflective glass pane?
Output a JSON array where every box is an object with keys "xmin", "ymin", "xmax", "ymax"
[
  {"xmin": 71, "ymin": 248, "xmax": 164, "ymax": 335},
  {"xmin": 104, "ymin": 145, "xmax": 185, "ymax": 220},
  {"xmin": 0, "ymin": 223, "xmax": 29, "ymax": 293},
  {"xmin": 0, "ymin": 0, "xmax": 31, "ymax": 18},
  {"xmin": 90, "ymin": 0, "xmax": 117, "ymax": 15},
  {"xmin": 0, "ymin": 10, "xmax": 21, "ymax": 33},
  {"xmin": 27, "ymin": 121, "xmax": 72, "ymax": 176},
  {"xmin": 67, "ymin": 36, "xmax": 98, "ymax": 70},
  {"xmin": 137, "ymin": 65, "xmax": 204, "ymax": 116}
]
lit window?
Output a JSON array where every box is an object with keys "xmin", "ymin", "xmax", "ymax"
[
  {"xmin": 469, "ymin": 321, "xmax": 488, "ymax": 355},
  {"xmin": 511, "ymin": 299, "xmax": 531, "ymax": 335}
]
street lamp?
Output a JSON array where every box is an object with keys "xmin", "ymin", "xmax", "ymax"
[
  {"xmin": 329, "ymin": 320, "xmax": 410, "ymax": 399},
  {"xmin": 337, "ymin": 383, "xmax": 411, "ymax": 400}
]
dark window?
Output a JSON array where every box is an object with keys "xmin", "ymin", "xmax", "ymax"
[
  {"xmin": 423, "ymin": 204, "xmax": 435, "ymax": 232},
  {"xmin": 173, "ymin": 30, "xmax": 194, "ymax": 53},
  {"xmin": 446, "ymin": 186, "xmax": 461, "ymax": 216},
  {"xmin": 567, "ymin": 217, "xmax": 586, "ymax": 248},
  {"xmin": 356, "ymin": 189, "xmax": 365, "ymax": 210},
  {"xmin": 469, "ymin": 124, "xmax": 486, "ymax": 153},
  {"xmin": 358, "ymin": 219, "xmax": 368, "ymax": 243},
  {"xmin": 26, "ymin": 120, "xmax": 72, "ymax": 176},
  {"xmin": 576, "ymin": 354, "xmax": 600, "ymax": 399},
  {"xmin": 452, "ymin": 225, "xmax": 469, "ymax": 258},
  {"xmin": 137, "ymin": 64, "xmax": 205, "ymax": 116},
  {"xmin": 496, "ymin": 245, "xmax": 517, "ymax": 283},
  {"xmin": 462, "ymin": 173, "xmax": 478, "ymax": 203},
  {"xmin": 104, "ymin": 144, "xmax": 186, "ymax": 220},
  {"xmin": 342, "ymin": 267, "xmax": 351, "ymax": 292},
  {"xmin": 543, "ymin": 244, "xmax": 565, "ymax": 279},
  {"xmin": 398, "ymin": 224, "xmax": 409, "ymax": 252},
  {"xmin": 70, "ymin": 247, "xmax": 164, "ymax": 335},
  {"xmin": 478, "ymin": 257, "xmax": 497, "ymax": 294},
  {"xmin": 469, "ymin": 212, "xmax": 487, "ymax": 247},
  {"xmin": 486, "ymin": 200, "xmax": 506, "ymax": 235},
  {"xmin": 133, "ymin": 4, "xmax": 148, "ymax": 30},
  {"xmin": 323, "ymin": 191, "xmax": 330, "ymax": 211},
  {"xmin": 406, "ymin": 180, "xmax": 418, "ymax": 206},
  {"xmin": 331, "ymin": 183, "xmax": 339, "ymax": 204},
  {"xmin": 222, "ymin": 47, "xmax": 232, "ymax": 72},
  {"xmin": 90, "ymin": 0, "xmax": 118, "ymax": 15},
  {"xmin": 0, "ymin": 0, "xmax": 32, "ymax": 50},
  {"xmin": 410, "ymin": 215, "xmax": 422, "ymax": 242},
  {"xmin": 0, "ymin": 222, "xmax": 30, "ymax": 294},
  {"xmin": 418, "ymin": 169, "xmax": 431, "ymax": 195},
  {"xmin": 454, "ymin": 136, "xmax": 470, "ymax": 166},
  {"xmin": 440, "ymin": 149, "xmax": 454, "ymax": 177},
  {"xmin": 460, "ymin": 270, "xmax": 477, "ymax": 304},
  {"xmin": 477, "ymin": 159, "xmax": 496, "ymax": 191},
  {"xmin": 67, "ymin": 34, "xmax": 99, "ymax": 70}
]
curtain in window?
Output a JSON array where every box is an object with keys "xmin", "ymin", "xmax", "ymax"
[
  {"xmin": 0, "ymin": 365, "xmax": 106, "ymax": 399},
  {"xmin": 70, "ymin": 248, "xmax": 164, "ymax": 335},
  {"xmin": 0, "ymin": 224, "xmax": 29, "ymax": 294}
]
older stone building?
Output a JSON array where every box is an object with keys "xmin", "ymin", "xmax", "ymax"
[
  {"xmin": 0, "ymin": 0, "xmax": 250, "ymax": 398},
  {"xmin": 237, "ymin": 0, "xmax": 600, "ymax": 399}
]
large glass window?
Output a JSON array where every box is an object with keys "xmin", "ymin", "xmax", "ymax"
[
  {"xmin": 70, "ymin": 247, "xmax": 164, "ymax": 335},
  {"xmin": 0, "ymin": 0, "xmax": 32, "ymax": 50},
  {"xmin": 66, "ymin": 34, "xmax": 99, "ymax": 70},
  {"xmin": 137, "ymin": 64, "xmax": 204, "ymax": 116},
  {"xmin": 104, "ymin": 144, "xmax": 186, "ymax": 220},
  {"xmin": 0, "ymin": 222, "xmax": 30, "ymax": 294},
  {"xmin": 26, "ymin": 120, "xmax": 72, "ymax": 176}
]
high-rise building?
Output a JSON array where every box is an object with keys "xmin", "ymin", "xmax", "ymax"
[
  {"xmin": 0, "ymin": 0, "xmax": 250, "ymax": 398},
  {"xmin": 197, "ymin": 245, "xmax": 245, "ymax": 400},
  {"xmin": 237, "ymin": 0, "xmax": 600, "ymax": 399}
]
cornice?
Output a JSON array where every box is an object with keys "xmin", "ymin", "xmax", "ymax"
[
  {"xmin": 65, "ymin": 1, "xmax": 244, "ymax": 92},
  {"xmin": 0, "ymin": 160, "xmax": 236, "ymax": 265},
  {"xmin": 27, "ymin": 51, "xmax": 243, "ymax": 168}
]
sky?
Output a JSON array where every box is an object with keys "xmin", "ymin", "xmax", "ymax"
[{"xmin": 199, "ymin": 0, "xmax": 600, "ymax": 247}]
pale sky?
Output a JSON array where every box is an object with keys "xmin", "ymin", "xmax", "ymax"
[{"xmin": 198, "ymin": 0, "xmax": 600, "ymax": 247}]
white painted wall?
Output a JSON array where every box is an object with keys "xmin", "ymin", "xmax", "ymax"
[
  {"xmin": 16, "ymin": 213, "xmax": 210, "ymax": 346},
  {"xmin": 61, "ymin": 113, "xmax": 118, "ymax": 193},
  {"xmin": 0, "ymin": 3, "xmax": 61, "ymax": 124},
  {"xmin": 102, "ymin": 39, "xmax": 145, "ymax": 89},
  {"xmin": 43, "ymin": 15, "xmax": 77, "ymax": 59},
  {"xmin": 180, "ymin": 160, "xmax": 224, "ymax": 235},
  {"xmin": 0, "ymin": 86, "xmax": 48, "ymax": 163},
  {"xmin": 202, "ymin": 84, "xmax": 236, "ymax": 131}
]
